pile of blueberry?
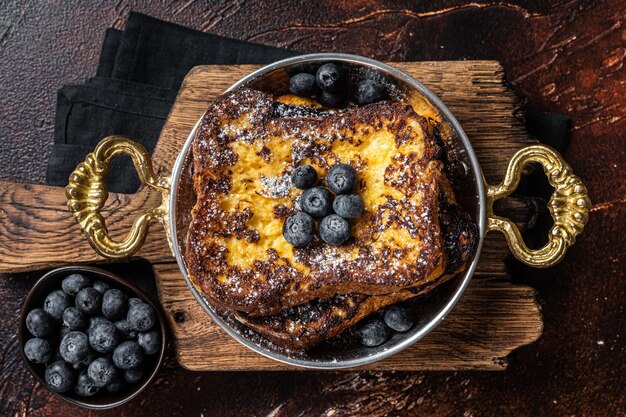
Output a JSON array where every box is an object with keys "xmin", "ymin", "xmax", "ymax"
[
  {"xmin": 355, "ymin": 304, "xmax": 415, "ymax": 347},
  {"xmin": 284, "ymin": 163, "xmax": 364, "ymax": 247},
  {"xmin": 23, "ymin": 273, "xmax": 160, "ymax": 397},
  {"xmin": 288, "ymin": 62, "xmax": 386, "ymax": 108}
]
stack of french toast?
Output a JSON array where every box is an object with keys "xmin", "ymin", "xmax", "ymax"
[{"xmin": 185, "ymin": 88, "xmax": 477, "ymax": 349}]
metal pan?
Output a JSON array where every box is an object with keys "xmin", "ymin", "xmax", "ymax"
[{"xmin": 66, "ymin": 54, "xmax": 590, "ymax": 368}]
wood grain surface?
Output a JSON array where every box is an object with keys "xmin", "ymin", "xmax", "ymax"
[
  {"xmin": 0, "ymin": 61, "xmax": 536, "ymax": 274},
  {"xmin": 154, "ymin": 263, "xmax": 541, "ymax": 371},
  {"xmin": 0, "ymin": 181, "xmax": 162, "ymax": 271},
  {"xmin": 0, "ymin": 1, "xmax": 624, "ymax": 416}
]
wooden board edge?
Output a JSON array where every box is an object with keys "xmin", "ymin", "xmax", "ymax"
[{"xmin": 153, "ymin": 263, "xmax": 543, "ymax": 372}]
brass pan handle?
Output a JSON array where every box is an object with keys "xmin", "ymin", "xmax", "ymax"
[
  {"xmin": 485, "ymin": 144, "xmax": 590, "ymax": 268},
  {"xmin": 66, "ymin": 136, "xmax": 171, "ymax": 259}
]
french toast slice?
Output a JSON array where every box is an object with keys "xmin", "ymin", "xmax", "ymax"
[
  {"xmin": 186, "ymin": 88, "xmax": 448, "ymax": 316},
  {"xmin": 233, "ymin": 186, "xmax": 477, "ymax": 350}
]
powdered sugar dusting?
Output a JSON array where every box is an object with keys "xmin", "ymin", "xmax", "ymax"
[
  {"xmin": 188, "ymin": 88, "xmax": 450, "ymax": 316},
  {"xmin": 259, "ymin": 174, "xmax": 292, "ymax": 198}
]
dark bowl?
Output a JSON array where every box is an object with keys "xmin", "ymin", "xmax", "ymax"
[{"xmin": 18, "ymin": 265, "xmax": 167, "ymax": 410}]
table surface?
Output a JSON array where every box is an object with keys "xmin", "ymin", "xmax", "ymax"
[{"xmin": 0, "ymin": 1, "xmax": 624, "ymax": 416}]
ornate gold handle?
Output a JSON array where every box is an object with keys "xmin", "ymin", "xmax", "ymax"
[
  {"xmin": 485, "ymin": 145, "xmax": 590, "ymax": 267},
  {"xmin": 66, "ymin": 136, "xmax": 171, "ymax": 259}
]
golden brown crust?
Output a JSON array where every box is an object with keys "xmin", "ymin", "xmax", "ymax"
[
  {"xmin": 234, "ymin": 191, "xmax": 478, "ymax": 350},
  {"xmin": 186, "ymin": 88, "xmax": 449, "ymax": 316}
]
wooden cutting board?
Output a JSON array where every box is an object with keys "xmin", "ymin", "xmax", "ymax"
[{"xmin": 0, "ymin": 62, "xmax": 543, "ymax": 370}]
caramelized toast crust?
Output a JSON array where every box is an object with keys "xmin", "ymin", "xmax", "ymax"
[
  {"xmin": 234, "ymin": 188, "xmax": 477, "ymax": 349},
  {"xmin": 186, "ymin": 89, "xmax": 448, "ymax": 316}
]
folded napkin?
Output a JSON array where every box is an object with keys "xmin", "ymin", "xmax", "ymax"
[
  {"xmin": 525, "ymin": 109, "xmax": 571, "ymax": 152},
  {"xmin": 96, "ymin": 28, "xmax": 122, "ymax": 78},
  {"xmin": 47, "ymin": 12, "xmax": 296, "ymax": 193},
  {"xmin": 111, "ymin": 13, "xmax": 298, "ymax": 90},
  {"xmin": 46, "ymin": 12, "xmax": 569, "ymax": 195},
  {"xmin": 48, "ymin": 82, "xmax": 174, "ymax": 191}
]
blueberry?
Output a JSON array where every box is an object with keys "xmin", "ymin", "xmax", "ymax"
[
  {"xmin": 92, "ymin": 280, "xmax": 111, "ymax": 294},
  {"xmin": 59, "ymin": 331, "xmax": 90, "ymax": 363},
  {"xmin": 289, "ymin": 73, "xmax": 318, "ymax": 97},
  {"xmin": 123, "ymin": 368, "xmax": 144, "ymax": 385},
  {"xmin": 326, "ymin": 163, "xmax": 357, "ymax": 194},
  {"xmin": 318, "ymin": 88, "xmax": 347, "ymax": 108},
  {"xmin": 282, "ymin": 212, "xmax": 315, "ymax": 247},
  {"xmin": 106, "ymin": 375, "xmax": 125, "ymax": 393},
  {"xmin": 291, "ymin": 165, "xmax": 318, "ymax": 190},
  {"xmin": 75, "ymin": 287, "xmax": 102, "ymax": 315},
  {"xmin": 24, "ymin": 338, "xmax": 52, "ymax": 363},
  {"xmin": 332, "ymin": 194, "xmax": 364, "ymax": 219},
  {"xmin": 45, "ymin": 361, "xmax": 75, "ymax": 393},
  {"xmin": 87, "ymin": 357, "xmax": 117, "ymax": 388},
  {"xmin": 61, "ymin": 273, "xmax": 90, "ymax": 296},
  {"xmin": 319, "ymin": 214, "xmax": 351, "ymax": 246},
  {"xmin": 356, "ymin": 317, "xmax": 390, "ymax": 347},
  {"xmin": 88, "ymin": 316, "xmax": 108, "ymax": 331},
  {"xmin": 127, "ymin": 303, "xmax": 157, "ymax": 332},
  {"xmin": 316, "ymin": 63, "xmax": 345, "ymax": 92},
  {"xmin": 128, "ymin": 297, "xmax": 144, "ymax": 308},
  {"xmin": 300, "ymin": 186, "xmax": 333, "ymax": 218},
  {"xmin": 115, "ymin": 319, "xmax": 137, "ymax": 340},
  {"xmin": 43, "ymin": 290, "xmax": 72, "ymax": 322},
  {"xmin": 63, "ymin": 307, "xmax": 88, "ymax": 330},
  {"xmin": 113, "ymin": 341, "xmax": 144, "ymax": 370},
  {"xmin": 102, "ymin": 289, "xmax": 128, "ymax": 320},
  {"xmin": 74, "ymin": 370, "xmax": 99, "ymax": 397},
  {"xmin": 88, "ymin": 319, "xmax": 119, "ymax": 353},
  {"xmin": 72, "ymin": 350, "xmax": 96, "ymax": 371},
  {"xmin": 384, "ymin": 305, "xmax": 414, "ymax": 332},
  {"xmin": 354, "ymin": 79, "xmax": 386, "ymax": 105},
  {"xmin": 26, "ymin": 308, "xmax": 54, "ymax": 337},
  {"xmin": 137, "ymin": 331, "xmax": 160, "ymax": 355}
]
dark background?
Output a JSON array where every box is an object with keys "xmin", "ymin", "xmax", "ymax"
[{"xmin": 0, "ymin": 1, "xmax": 624, "ymax": 416}]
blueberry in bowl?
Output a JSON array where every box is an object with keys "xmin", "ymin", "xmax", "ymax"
[{"xmin": 19, "ymin": 265, "xmax": 166, "ymax": 410}]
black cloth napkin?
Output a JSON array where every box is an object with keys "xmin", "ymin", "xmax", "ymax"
[
  {"xmin": 46, "ymin": 12, "xmax": 569, "ymax": 194},
  {"xmin": 96, "ymin": 28, "xmax": 122, "ymax": 78},
  {"xmin": 525, "ymin": 109, "xmax": 571, "ymax": 152},
  {"xmin": 48, "ymin": 82, "xmax": 175, "ymax": 191},
  {"xmin": 111, "ymin": 13, "xmax": 298, "ymax": 90},
  {"xmin": 47, "ymin": 12, "xmax": 296, "ymax": 193}
]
